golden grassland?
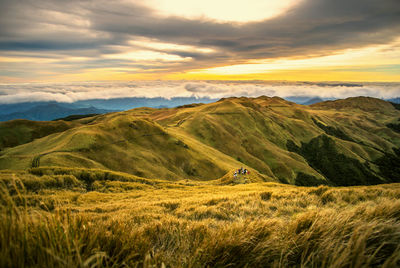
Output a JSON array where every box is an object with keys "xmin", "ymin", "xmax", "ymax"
[{"xmin": 1, "ymin": 168, "xmax": 400, "ymax": 267}]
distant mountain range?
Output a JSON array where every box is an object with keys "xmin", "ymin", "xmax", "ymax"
[
  {"xmin": 74, "ymin": 97, "xmax": 217, "ymax": 110},
  {"xmin": 301, "ymin": 97, "xmax": 325, "ymax": 105},
  {"xmin": 0, "ymin": 103, "xmax": 114, "ymax": 122},
  {"xmin": 283, "ymin": 96, "xmax": 335, "ymax": 105},
  {"xmin": 388, "ymin": 97, "xmax": 400, "ymax": 104},
  {"xmin": 0, "ymin": 97, "xmax": 217, "ymax": 121}
]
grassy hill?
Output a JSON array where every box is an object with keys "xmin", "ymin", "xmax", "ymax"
[
  {"xmin": 0, "ymin": 119, "xmax": 79, "ymax": 150},
  {"xmin": 1, "ymin": 171, "xmax": 400, "ymax": 267},
  {"xmin": 1, "ymin": 96, "xmax": 400, "ymax": 267},
  {"xmin": 0, "ymin": 96, "xmax": 399, "ymax": 186}
]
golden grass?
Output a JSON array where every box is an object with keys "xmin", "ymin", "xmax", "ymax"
[{"xmin": 1, "ymin": 171, "xmax": 400, "ymax": 267}]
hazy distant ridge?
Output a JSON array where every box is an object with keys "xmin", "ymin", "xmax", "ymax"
[{"xmin": 0, "ymin": 97, "xmax": 217, "ymax": 121}]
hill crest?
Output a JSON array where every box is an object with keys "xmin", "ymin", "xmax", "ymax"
[
  {"xmin": 1, "ymin": 96, "xmax": 399, "ymax": 186},
  {"xmin": 311, "ymin": 96, "xmax": 396, "ymax": 113}
]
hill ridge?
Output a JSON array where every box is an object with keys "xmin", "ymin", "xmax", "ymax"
[
  {"xmin": 1, "ymin": 96, "xmax": 400, "ymax": 186},
  {"xmin": 311, "ymin": 96, "xmax": 396, "ymax": 113}
]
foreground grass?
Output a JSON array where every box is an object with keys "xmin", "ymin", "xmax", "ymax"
[{"xmin": 1, "ymin": 170, "xmax": 400, "ymax": 267}]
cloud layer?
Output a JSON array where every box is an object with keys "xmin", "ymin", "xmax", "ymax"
[{"xmin": 0, "ymin": 81, "xmax": 399, "ymax": 104}]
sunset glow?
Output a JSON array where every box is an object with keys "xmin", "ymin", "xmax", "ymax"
[
  {"xmin": 143, "ymin": 0, "xmax": 301, "ymax": 22},
  {"xmin": 0, "ymin": 0, "xmax": 399, "ymax": 83}
]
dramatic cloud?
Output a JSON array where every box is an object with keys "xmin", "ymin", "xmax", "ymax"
[
  {"xmin": 0, "ymin": 0, "xmax": 399, "ymax": 82},
  {"xmin": 0, "ymin": 81, "xmax": 399, "ymax": 104}
]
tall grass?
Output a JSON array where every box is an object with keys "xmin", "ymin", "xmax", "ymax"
[{"xmin": 1, "ymin": 175, "xmax": 400, "ymax": 267}]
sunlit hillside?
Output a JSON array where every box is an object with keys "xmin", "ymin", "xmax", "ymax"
[
  {"xmin": 1, "ymin": 97, "xmax": 400, "ymax": 267},
  {"xmin": 1, "ymin": 96, "xmax": 399, "ymax": 186},
  {"xmin": 0, "ymin": 119, "xmax": 78, "ymax": 150},
  {"xmin": 1, "ymin": 170, "xmax": 400, "ymax": 267}
]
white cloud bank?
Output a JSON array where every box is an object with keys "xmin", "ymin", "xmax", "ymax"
[{"xmin": 0, "ymin": 81, "xmax": 399, "ymax": 104}]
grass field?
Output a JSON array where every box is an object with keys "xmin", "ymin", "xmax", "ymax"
[
  {"xmin": 1, "ymin": 168, "xmax": 400, "ymax": 267},
  {"xmin": 1, "ymin": 97, "xmax": 400, "ymax": 267}
]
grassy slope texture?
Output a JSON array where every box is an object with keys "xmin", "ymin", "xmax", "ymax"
[
  {"xmin": 1, "ymin": 96, "xmax": 400, "ymax": 267},
  {"xmin": 1, "ymin": 96, "xmax": 400, "ymax": 186},
  {"xmin": 0, "ymin": 170, "xmax": 400, "ymax": 267}
]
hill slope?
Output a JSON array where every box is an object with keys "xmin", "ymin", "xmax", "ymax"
[
  {"xmin": 0, "ymin": 119, "xmax": 79, "ymax": 150},
  {"xmin": 0, "ymin": 96, "xmax": 399, "ymax": 186},
  {"xmin": 1, "ymin": 171, "xmax": 400, "ymax": 267}
]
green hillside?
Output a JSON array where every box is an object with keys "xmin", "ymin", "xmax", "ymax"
[
  {"xmin": 0, "ymin": 119, "xmax": 79, "ymax": 150},
  {"xmin": 0, "ymin": 96, "xmax": 399, "ymax": 186}
]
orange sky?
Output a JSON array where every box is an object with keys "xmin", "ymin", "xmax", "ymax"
[{"xmin": 0, "ymin": 0, "xmax": 399, "ymax": 83}]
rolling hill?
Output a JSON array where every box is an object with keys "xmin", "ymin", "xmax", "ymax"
[
  {"xmin": 0, "ymin": 96, "xmax": 399, "ymax": 186},
  {"xmin": 0, "ymin": 119, "xmax": 79, "ymax": 150}
]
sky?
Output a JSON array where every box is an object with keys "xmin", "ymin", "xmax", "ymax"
[
  {"xmin": 0, "ymin": 0, "xmax": 399, "ymax": 84},
  {"xmin": 0, "ymin": 1, "xmax": 399, "ymax": 106}
]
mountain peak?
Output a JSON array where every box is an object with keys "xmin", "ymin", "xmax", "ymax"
[
  {"xmin": 302, "ymin": 97, "xmax": 324, "ymax": 105},
  {"xmin": 311, "ymin": 96, "xmax": 395, "ymax": 113}
]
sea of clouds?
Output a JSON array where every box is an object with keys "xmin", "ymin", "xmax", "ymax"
[{"xmin": 0, "ymin": 81, "xmax": 399, "ymax": 104}]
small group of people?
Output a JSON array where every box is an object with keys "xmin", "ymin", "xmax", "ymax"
[{"xmin": 233, "ymin": 167, "xmax": 250, "ymax": 179}]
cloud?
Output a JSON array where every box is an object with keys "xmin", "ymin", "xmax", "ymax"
[
  {"xmin": 0, "ymin": 81, "xmax": 399, "ymax": 104},
  {"xmin": 0, "ymin": 0, "xmax": 399, "ymax": 79},
  {"xmin": 184, "ymin": 83, "xmax": 227, "ymax": 94}
]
